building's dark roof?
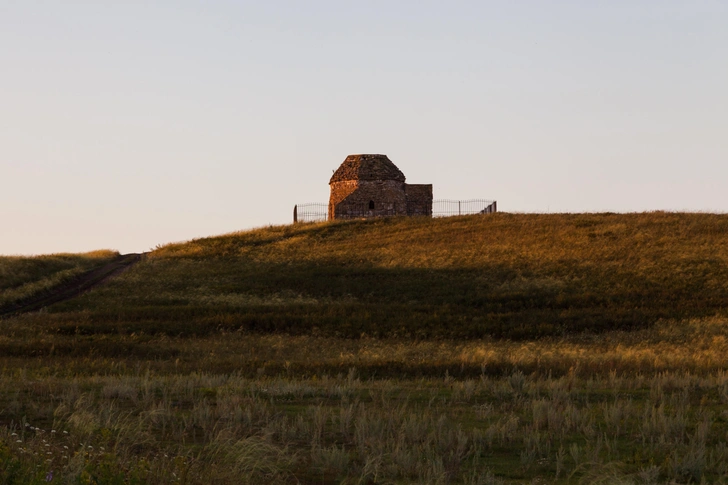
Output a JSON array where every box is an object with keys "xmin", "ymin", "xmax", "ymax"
[{"xmin": 329, "ymin": 154, "xmax": 406, "ymax": 184}]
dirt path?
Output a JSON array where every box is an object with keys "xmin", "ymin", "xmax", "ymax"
[{"xmin": 0, "ymin": 253, "xmax": 143, "ymax": 318}]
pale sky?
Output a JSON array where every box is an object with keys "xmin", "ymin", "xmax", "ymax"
[{"xmin": 2, "ymin": 1, "xmax": 726, "ymax": 255}]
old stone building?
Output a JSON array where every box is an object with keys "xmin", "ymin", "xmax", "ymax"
[{"xmin": 328, "ymin": 154, "xmax": 433, "ymax": 220}]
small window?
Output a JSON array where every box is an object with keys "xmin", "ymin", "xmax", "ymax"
[{"xmin": 368, "ymin": 200, "xmax": 375, "ymax": 210}]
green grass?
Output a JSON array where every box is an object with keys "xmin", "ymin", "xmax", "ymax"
[
  {"xmin": 0, "ymin": 250, "xmax": 119, "ymax": 308},
  {"xmin": 1, "ymin": 212, "xmax": 728, "ymax": 483},
  {"xmin": 3, "ymin": 358, "xmax": 728, "ymax": 484}
]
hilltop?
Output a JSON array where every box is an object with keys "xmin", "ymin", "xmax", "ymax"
[{"xmin": 43, "ymin": 211, "xmax": 728, "ymax": 340}]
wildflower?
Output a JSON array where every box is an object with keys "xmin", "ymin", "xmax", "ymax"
[
  {"xmin": 51, "ymin": 430, "xmax": 56, "ymax": 433},
  {"xmin": 11, "ymin": 433, "xmax": 17, "ymax": 436},
  {"xmin": 16, "ymin": 440, "xmax": 22, "ymax": 443},
  {"xmin": 63, "ymin": 431, "xmax": 68, "ymax": 434},
  {"xmin": 46, "ymin": 470, "xmax": 53, "ymax": 481}
]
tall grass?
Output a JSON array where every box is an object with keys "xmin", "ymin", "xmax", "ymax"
[
  {"xmin": 2, "ymin": 314, "xmax": 728, "ymax": 483},
  {"xmin": 3, "ymin": 363, "xmax": 728, "ymax": 483}
]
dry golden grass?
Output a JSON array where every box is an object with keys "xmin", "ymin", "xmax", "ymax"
[
  {"xmin": 43, "ymin": 212, "xmax": 728, "ymax": 339},
  {"xmin": 1, "ymin": 314, "xmax": 727, "ymax": 379},
  {"xmin": 1, "ymin": 213, "xmax": 728, "ymax": 483},
  {"xmin": 3, "ymin": 335, "xmax": 728, "ymax": 484}
]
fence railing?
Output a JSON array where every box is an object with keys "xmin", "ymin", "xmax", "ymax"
[
  {"xmin": 293, "ymin": 203, "xmax": 328, "ymax": 223},
  {"xmin": 293, "ymin": 199, "xmax": 496, "ymax": 223},
  {"xmin": 433, "ymin": 199, "xmax": 497, "ymax": 217}
]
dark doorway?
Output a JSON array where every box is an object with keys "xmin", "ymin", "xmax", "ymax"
[{"xmin": 368, "ymin": 200, "xmax": 375, "ymax": 210}]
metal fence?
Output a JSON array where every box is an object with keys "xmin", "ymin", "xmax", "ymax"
[
  {"xmin": 433, "ymin": 199, "xmax": 497, "ymax": 217},
  {"xmin": 293, "ymin": 199, "xmax": 497, "ymax": 223},
  {"xmin": 293, "ymin": 203, "xmax": 328, "ymax": 223}
]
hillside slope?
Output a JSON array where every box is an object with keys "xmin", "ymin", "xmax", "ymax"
[
  {"xmin": 48, "ymin": 212, "xmax": 728, "ymax": 339},
  {"xmin": 0, "ymin": 250, "xmax": 119, "ymax": 310}
]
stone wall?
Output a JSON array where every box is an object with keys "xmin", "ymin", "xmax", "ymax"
[
  {"xmin": 328, "ymin": 180, "xmax": 358, "ymax": 220},
  {"xmin": 329, "ymin": 180, "xmax": 408, "ymax": 219},
  {"xmin": 405, "ymin": 184, "xmax": 433, "ymax": 216}
]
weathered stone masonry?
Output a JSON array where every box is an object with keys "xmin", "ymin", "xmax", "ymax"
[{"xmin": 328, "ymin": 154, "xmax": 433, "ymax": 220}]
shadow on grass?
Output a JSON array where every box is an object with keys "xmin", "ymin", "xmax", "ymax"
[{"xmin": 45, "ymin": 257, "xmax": 728, "ymax": 340}]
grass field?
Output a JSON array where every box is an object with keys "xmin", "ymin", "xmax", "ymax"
[
  {"xmin": 1, "ymin": 213, "xmax": 727, "ymax": 483},
  {"xmin": 0, "ymin": 251, "xmax": 119, "ymax": 310}
]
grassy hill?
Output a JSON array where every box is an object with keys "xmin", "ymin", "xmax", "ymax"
[
  {"xmin": 50, "ymin": 211, "xmax": 728, "ymax": 339},
  {"xmin": 3, "ymin": 213, "xmax": 728, "ymax": 484}
]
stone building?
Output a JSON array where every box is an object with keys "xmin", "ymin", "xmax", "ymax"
[{"xmin": 328, "ymin": 154, "xmax": 433, "ymax": 220}]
